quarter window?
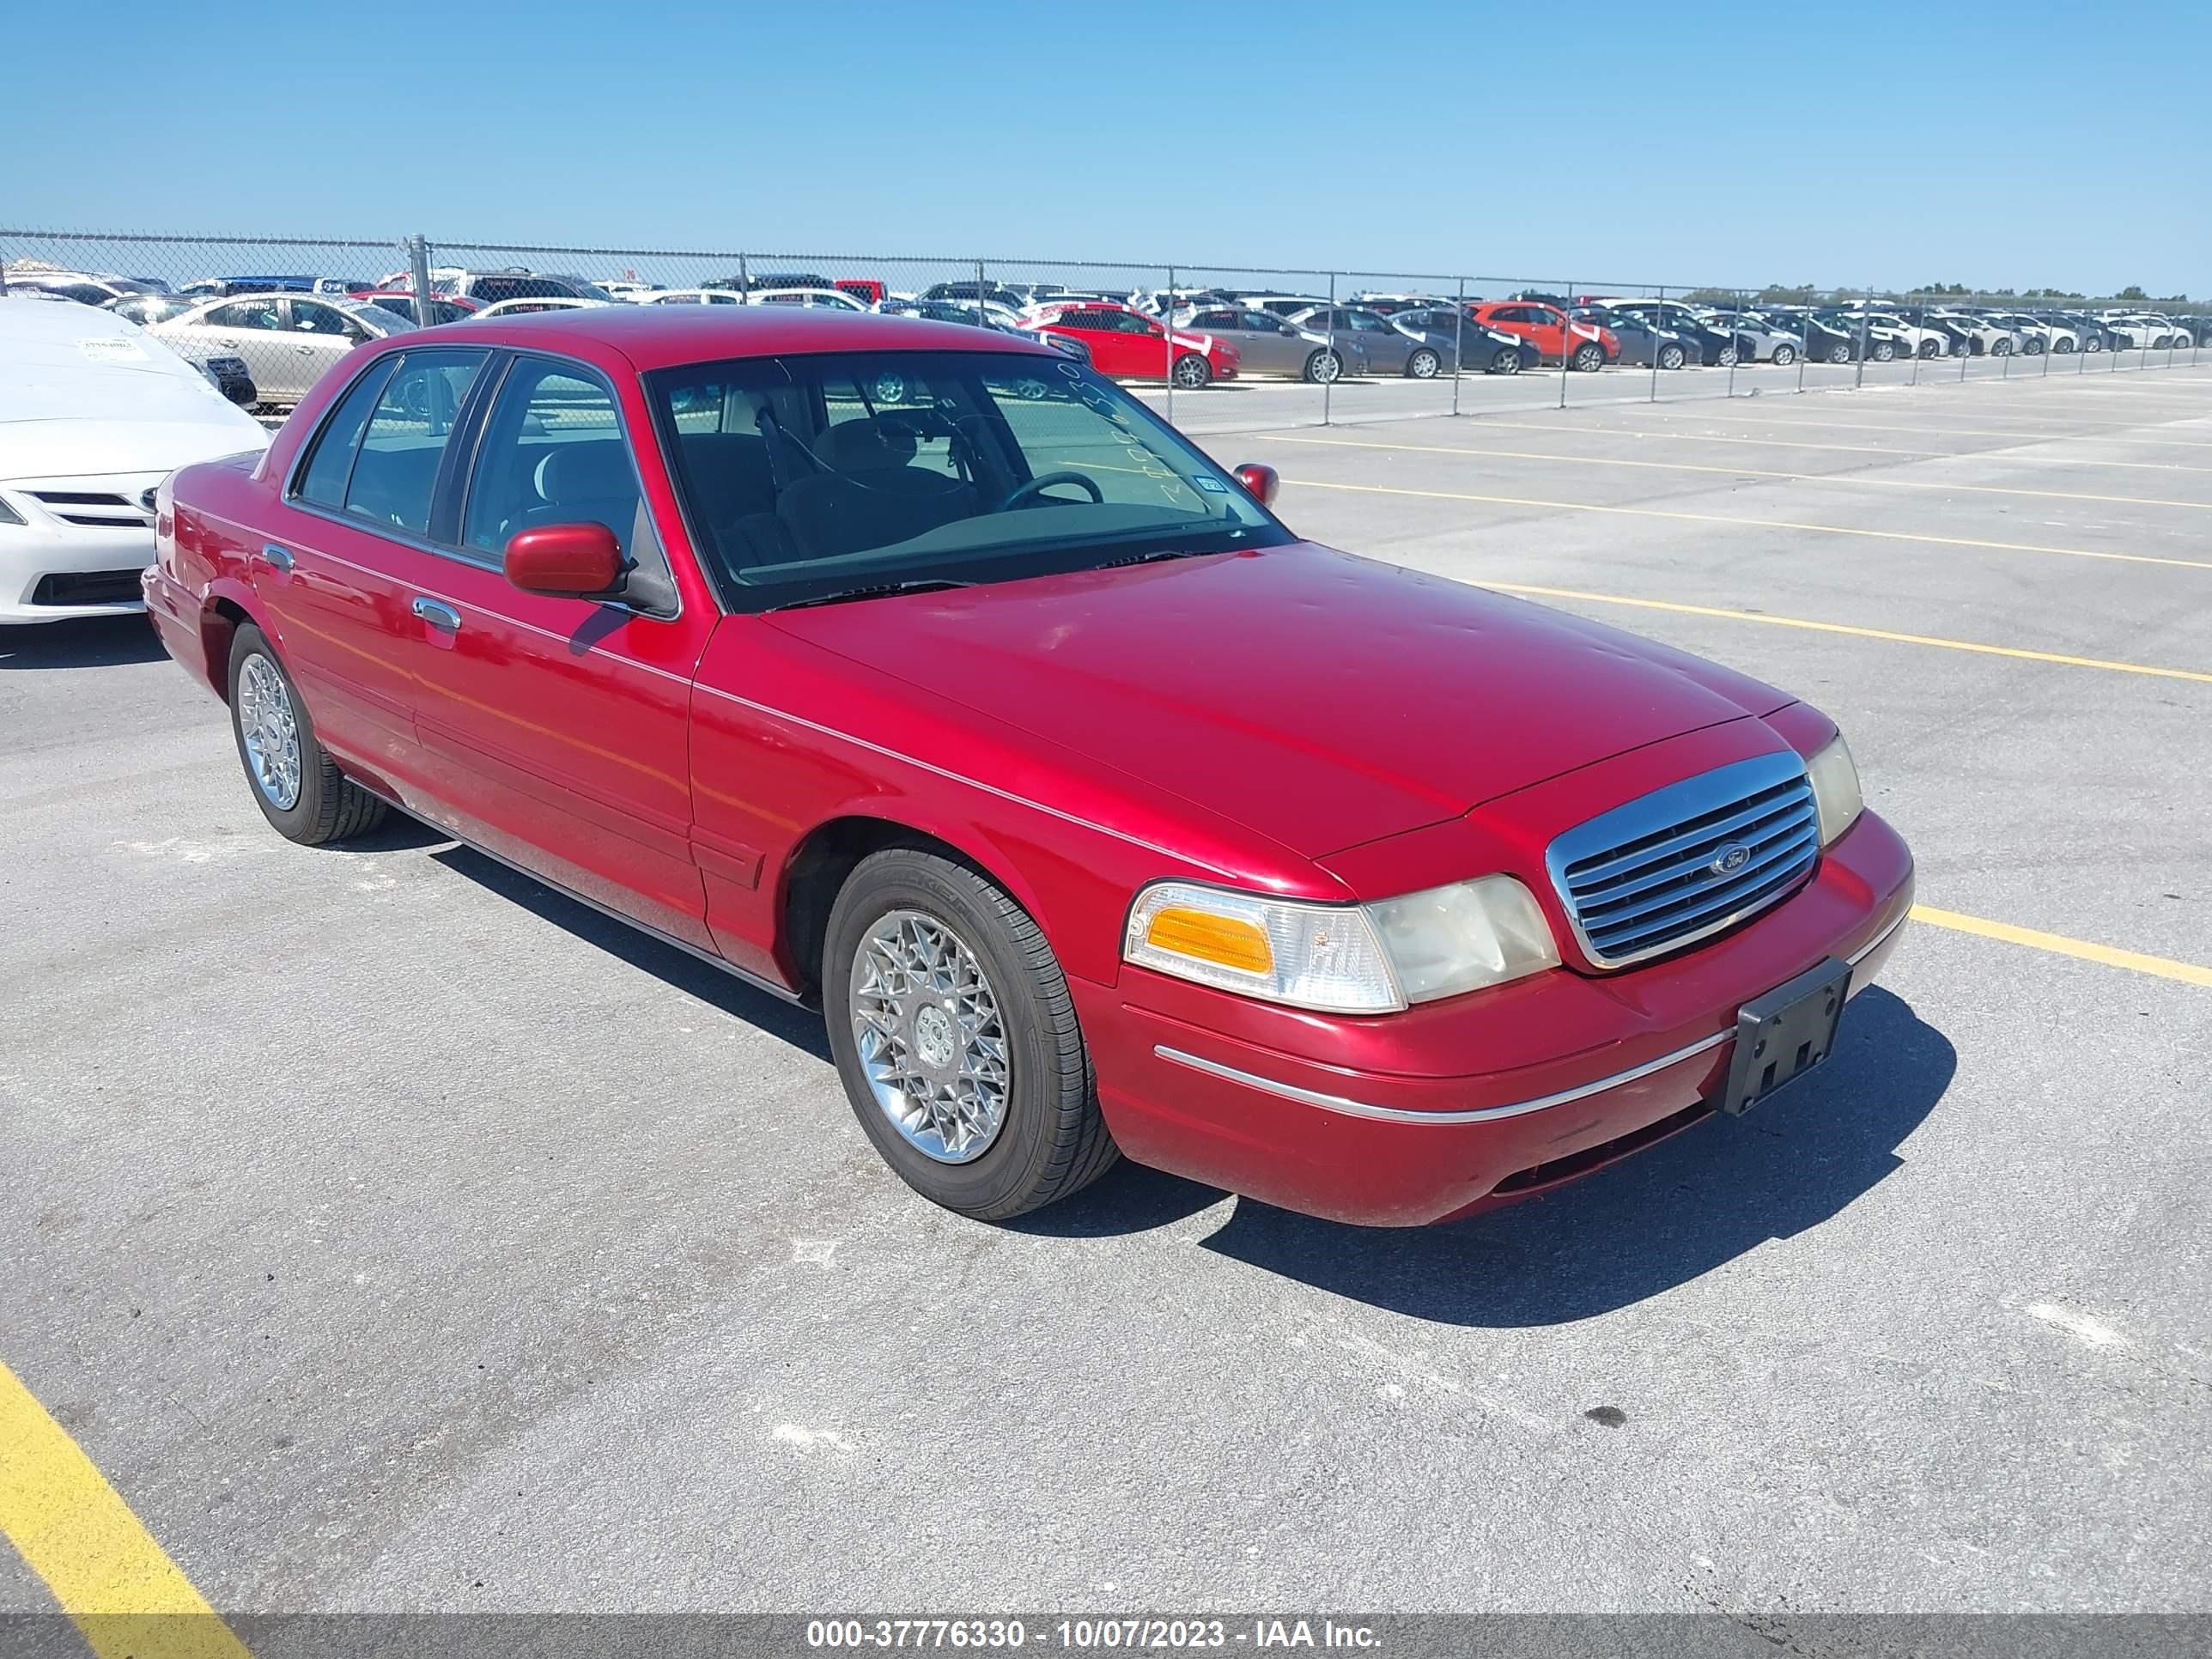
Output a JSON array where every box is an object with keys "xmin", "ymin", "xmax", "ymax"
[
  {"xmin": 342, "ymin": 349, "xmax": 486, "ymax": 538},
  {"xmin": 462, "ymin": 359, "xmax": 637, "ymax": 560}
]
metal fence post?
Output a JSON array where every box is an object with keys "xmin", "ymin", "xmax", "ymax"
[
  {"xmin": 1559, "ymin": 280, "xmax": 1571, "ymax": 410},
  {"xmin": 1650, "ymin": 284, "xmax": 1662, "ymax": 404},
  {"xmin": 738, "ymin": 252, "xmax": 749, "ymax": 303},
  {"xmin": 1908, "ymin": 293, "xmax": 1922, "ymax": 387},
  {"xmin": 1322, "ymin": 271, "xmax": 1336, "ymax": 427},
  {"xmin": 1451, "ymin": 276, "xmax": 1466, "ymax": 416},
  {"xmin": 408, "ymin": 234, "xmax": 434, "ymax": 328},
  {"xmin": 1855, "ymin": 293, "xmax": 1869, "ymax": 389},
  {"xmin": 1164, "ymin": 263, "xmax": 1176, "ymax": 428},
  {"xmin": 1796, "ymin": 291, "xmax": 1808, "ymax": 393}
]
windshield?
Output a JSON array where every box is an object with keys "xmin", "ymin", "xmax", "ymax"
[{"xmin": 648, "ymin": 350, "xmax": 1291, "ymax": 610}]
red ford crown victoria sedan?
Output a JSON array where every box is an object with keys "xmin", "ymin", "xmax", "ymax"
[{"xmin": 148, "ymin": 307, "xmax": 1912, "ymax": 1225}]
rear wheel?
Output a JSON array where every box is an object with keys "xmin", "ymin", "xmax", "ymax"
[
  {"xmin": 1404, "ymin": 347, "xmax": 1441, "ymax": 380},
  {"xmin": 1713, "ymin": 343, "xmax": 1739, "ymax": 368},
  {"xmin": 1656, "ymin": 343, "xmax": 1687, "ymax": 371},
  {"xmin": 1915, "ymin": 338, "xmax": 1939, "ymax": 360},
  {"xmin": 227, "ymin": 624, "xmax": 386, "ymax": 846},
  {"xmin": 1993, "ymin": 337, "xmax": 2014, "ymax": 356},
  {"xmin": 1302, "ymin": 348, "xmax": 1343, "ymax": 383},
  {"xmin": 2085, "ymin": 335, "xmax": 2104, "ymax": 353},
  {"xmin": 825, "ymin": 848, "xmax": 1118, "ymax": 1220},
  {"xmin": 1872, "ymin": 341, "xmax": 1898, "ymax": 362},
  {"xmin": 1826, "ymin": 342, "xmax": 1852, "ymax": 364},
  {"xmin": 2053, "ymin": 337, "xmax": 2075, "ymax": 354},
  {"xmin": 1771, "ymin": 343, "xmax": 1797, "ymax": 368},
  {"xmin": 1170, "ymin": 353, "xmax": 1212, "ymax": 389},
  {"xmin": 1489, "ymin": 345, "xmax": 1522, "ymax": 375},
  {"xmin": 1571, "ymin": 341, "xmax": 1606, "ymax": 373}
]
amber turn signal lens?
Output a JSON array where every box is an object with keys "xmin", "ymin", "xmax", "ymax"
[{"xmin": 1145, "ymin": 908, "xmax": 1274, "ymax": 975}]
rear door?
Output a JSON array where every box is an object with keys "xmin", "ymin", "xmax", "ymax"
[
  {"xmin": 253, "ymin": 346, "xmax": 489, "ymax": 792},
  {"xmin": 398, "ymin": 351, "xmax": 716, "ymax": 947},
  {"xmin": 173, "ymin": 297, "xmax": 288, "ymax": 398}
]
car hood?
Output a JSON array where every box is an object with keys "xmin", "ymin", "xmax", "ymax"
[
  {"xmin": 0, "ymin": 416, "xmax": 268, "ymax": 482},
  {"xmin": 766, "ymin": 543, "xmax": 1791, "ymax": 859}
]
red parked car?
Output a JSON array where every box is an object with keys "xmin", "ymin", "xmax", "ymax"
[
  {"xmin": 1469, "ymin": 300, "xmax": 1620, "ymax": 371},
  {"xmin": 1018, "ymin": 301, "xmax": 1240, "ymax": 386},
  {"xmin": 148, "ymin": 307, "xmax": 1911, "ymax": 1226}
]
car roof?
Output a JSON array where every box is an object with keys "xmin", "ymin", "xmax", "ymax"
[{"xmin": 417, "ymin": 302, "xmax": 1064, "ymax": 371}]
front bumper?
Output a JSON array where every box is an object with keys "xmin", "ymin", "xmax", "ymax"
[
  {"xmin": 1073, "ymin": 810, "xmax": 1914, "ymax": 1226},
  {"xmin": 0, "ymin": 475, "xmax": 161, "ymax": 623}
]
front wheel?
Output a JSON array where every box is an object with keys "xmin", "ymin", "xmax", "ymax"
[
  {"xmin": 825, "ymin": 848, "xmax": 1118, "ymax": 1220},
  {"xmin": 2052, "ymin": 337, "xmax": 2074, "ymax": 354},
  {"xmin": 1993, "ymin": 338, "xmax": 2014, "ymax": 356},
  {"xmin": 1771, "ymin": 343, "xmax": 1797, "ymax": 367},
  {"xmin": 1302, "ymin": 348, "xmax": 1343, "ymax": 383},
  {"xmin": 1915, "ymin": 338, "xmax": 1939, "ymax": 360},
  {"xmin": 1404, "ymin": 347, "xmax": 1440, "ymax": 380},
  {"xmin": 2085, "ymin": 336, "xmax": 2104, "ymax": 353},
  {"xmin": 1170, "ymin": 353, "xmax": 1212, "ymax": 389},
  {"xmin": 1490, "ymin": 345, "xmax": 1522, "ymax": 375},
  {"xmin": 1872, "ymin": 341, "xmax": 1898, "ymax": 362},
  {"xmin": 1571, "ymin": 341, "xmax": 1606, "ymax": 373},
  {"xmin": 1656, "ymin": 343, "xmax": 1687, "ymax": 371},
  {"xmin": 227, "ymin": 623, "xmax": 386, "ymax": 845},
  {"xmin": 1826, "ymin": 342, "xmax": 1852, "ymax": 364},
  {"xmin": 1713, "ymin": 344, "xmax": 1739, "ymax": 368}
]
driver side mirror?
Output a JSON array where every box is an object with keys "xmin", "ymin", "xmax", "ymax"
[
  {"xmin": 504, "ymin": 522, "xmax": 624, "ymax": 599},
  {"xmin": 1232, "ymin": 464, "xmax": 1279, "ymax": 507}
]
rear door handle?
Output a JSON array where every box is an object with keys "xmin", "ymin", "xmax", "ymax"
[
  {"xmin": 410, "ymin": 597, "xmax": 461, "ymax": 632},
  {"xmin": 258, "ymin": 543, "xmax": 295, "ymax": 573}
]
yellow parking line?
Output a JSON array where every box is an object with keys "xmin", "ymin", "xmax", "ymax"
[
  {"xmin": 1441, "ymin": 417, "xmax": 2212, "ymax": 476},
  {"xmin": 1281, "ymin": 477, "xmax": 2212, "ymax": 574},
  {"xmin": 1476, "ymin": 580, "xmax": 2212, "ymax": 684},
  {"xmin": 1598, "ymin": 404, "xmax": 2212, "ymax": 450},
  {"xmin": 1269, "ymin": 434, "xmax": 2212, "ymax": 511},
  {"xmin": 1911, "ymin": 906, "xmax": 2212, "ymax": 988},
  {"xmin": 0, "ymin": 1358, "xmax": 249, "ymax": 1659}
]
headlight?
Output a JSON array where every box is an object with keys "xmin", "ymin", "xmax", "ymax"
[
  {"xmin": 1124, "ymin": 875, "xmax": 1559, "ymax": 1015},
  {"xmin": 1806, "ymin": 731, "xmax": 1864, "ymax": 846}
]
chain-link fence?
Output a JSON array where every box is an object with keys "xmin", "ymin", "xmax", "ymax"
[{"xmin": 6, "ymin": 229, "xmax": 2203, "ymax": 434}]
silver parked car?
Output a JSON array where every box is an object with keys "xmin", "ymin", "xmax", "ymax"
[
  {"xmin": 1711, "ymin": 311, "xmax": 1805, "ymax": 365},
  {"xmin": 1284, "ymin": 307, "xmax": 1457, "ymax": 378},
  {"xmin": 153, "ymin": 295, "xmax": 416, "ymax": 409},
  {"xmin": 1170, "ymin": 305, "xmax": 1370, "ymax": 381}
]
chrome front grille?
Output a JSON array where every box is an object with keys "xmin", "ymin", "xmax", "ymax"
[{"xmin": 1546, "ymin": 751, "xmax": 1820, "ymax": 969}]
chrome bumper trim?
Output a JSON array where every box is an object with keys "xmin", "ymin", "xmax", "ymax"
[{"xmin": 1154, "ymin": 900, "xmax": 1910, "ymax": 1128}]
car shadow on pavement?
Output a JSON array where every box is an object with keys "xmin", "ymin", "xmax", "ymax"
[
  {"xmin": 1029, "ymin": 987, "xmax": 1953, "ymax": 1323},
  {"xmin": 429, "ymin": 842, "xmax": 832, "ymax": 1060},
  {"xmin": 1194, "ymin": 987, "xmax": 1954, "ymax": 1326},
  {"xmin": 0, "ymin": 615, "xmax": 167, "ymax": 669}
]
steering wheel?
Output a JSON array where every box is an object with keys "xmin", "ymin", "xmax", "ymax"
[{"xmin": 1000, "ymin": 471, "xmax": 1103, "ymax": 511}]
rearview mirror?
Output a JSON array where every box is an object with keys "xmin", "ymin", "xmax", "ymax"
[
  {"xmin": 1233, "ymin": 464, "xmax": 1279, "ymax": 507},
  {"xmin": 504, "ymin": 522, "xmax": 623, "ymax": 599}
]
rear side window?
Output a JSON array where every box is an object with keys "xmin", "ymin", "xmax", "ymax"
[
  {"xmin": 294, "ymin": 358, "xmax": 398, "ymax": 508},
  {"xmin": 342, "ymin": 349, "xmax": 487, "ymax": 538}
]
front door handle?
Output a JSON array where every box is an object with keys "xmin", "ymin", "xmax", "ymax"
[
  {"xmin": 258, "ymin": 543, "xmax": 295, "ymax": 573},
  {"xmin": 410, "ymin": 597, "xmax": 461, "ymax": 632}
]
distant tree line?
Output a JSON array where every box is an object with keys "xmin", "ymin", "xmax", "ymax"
[{"xmin": 1678, "ymin": 282, "xmax": 2191, "ymax": 306}]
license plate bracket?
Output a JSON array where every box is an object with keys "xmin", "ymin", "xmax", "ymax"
[{"xmin": 1718, "ymin": 956, "xmax": 1852, "ymax": 1116}]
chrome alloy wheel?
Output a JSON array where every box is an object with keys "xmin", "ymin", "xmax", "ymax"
[
  {"xmin": 849, "ymin": 909, "xmax": 1011, "ymax": 1164},
  {"xmin": 236, "ymin": 652, "xmax": 302, "ymax": 811}
]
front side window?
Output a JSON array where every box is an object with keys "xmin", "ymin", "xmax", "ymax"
[
  {"xmin": 463, "ymin": 359, "xmax": 636, "ymax": 560},
  {"xmin": 342, "ymin": 349, "xmax": 487, "ymax": 537},
  {"xmin": 650, "ymin": 349, "xmax": 1291, "ymax": 610}
]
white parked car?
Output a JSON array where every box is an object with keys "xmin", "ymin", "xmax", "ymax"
[
  {"xmin": 599, "ymin": 281, "xmax": 664, "ymax": 302},
  {"xmin": 643, "ymin": 288, "xmax": 748, "ymax": 306},
  {"xmin": 2102, "ymin": 314, "xmax": 2187, "ymax": 349},
  {"xmin": 747, "ymin": 286, "xmax": 871, "ymax": 312},
  {"xmin": 1982, "ymin": 313, "xmax": 2073, "ymax": 354},
  {"xmin": 152, "ymin": 294, "xmax": 417, "ymax": 409},
  {"xmin": 1858, "ymin": 311, "xmax": 1953, "ymax": 358},
  {"xmin": 468, "ymin": 297, "xmax": 615, "ymax": 319},
  {"xmin": 0, "ymin": 299, "xmax": 268, "ymax": 623}
]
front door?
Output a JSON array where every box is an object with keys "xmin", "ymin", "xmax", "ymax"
[
  {"xmin": 281, "ymin": 298, "xmax": 372, "ymax": 403},
  {"xmin": 401, "ymin": 352, "xmax": 716, "ymax": 948}
]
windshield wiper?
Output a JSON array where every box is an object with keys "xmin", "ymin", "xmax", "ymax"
[
  {"xmin": 769, "ymin": 578, "xmax": 975, "ymax": 611},
  {"xmin": 1093, "ymin": 547, "xmax": 1216, "ymax": 570}
]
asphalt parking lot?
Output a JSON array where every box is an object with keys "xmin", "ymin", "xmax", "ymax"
[{"xmin": 3, "ymin": 368, "xmax": 2209, "ymax": 1623}]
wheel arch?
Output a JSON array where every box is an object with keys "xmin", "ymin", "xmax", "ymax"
[
  {"xmin": 776, "ymin": 811, "xmax": 1057, "ymax": 1003},
  {"xmin": 198, "ymin": 579, "xmax": 268, "ymax": 703}
]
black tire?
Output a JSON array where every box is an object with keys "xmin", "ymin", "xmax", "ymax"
[
  {"xmin": 1993, "ymin": 338, "xmax": 2014, "ymax": 356},
  {"xmin": 1915, "ymin": 338, "xmax": 1939, "ymax": 360},
  {"xmin": 1872, "ymin": 341, "xmax": 1897, "ymax": 362},
  {"xmin": 1571, "ymin": 341, "xmax": 1606, "ymax": 373},
  {"xmin": 2053, "ymin": 337, "xmax": 2075, "ymax": 354},
  {"xmin": 1656, "ymin": 343, "xmax": 1687, "ymax": 371},
  {"xmin": 1404, "ymin": 347, "xmax": 1440, "ymax": 380},
  {"xmin": 1170, "ymin": 353, "xmax": 1212, "ymax": 389},
  {"xmin": 1826, "ymin": 342, "xmax": 1852, "ymax": 364},
  {"xmin": 1302, "ymin": 348, "xmax": 1343, "ymax": 383},
  {"xmin": 1713, "ymin": 343, "xmax": 1739, "ymax": 368},
  {"xmin": 1489, "ymin": 345, "xmax": 1521, "ymax": 375},
  {"xmin": 2086, "ymin": 336, "xmax": 2103, "ymax": 353},
  {"xmin": 2025, "ymin": 337, "xmax": 2045, "ymax": 355},
  {"xmin": 1771, "ymin": 343, "xmax": 1796, "ymax": 368},
  {"xmin": 823, "ymin": 848, "xmax": 1118, "ymax": 1220},
  {"xmin": 227, "ymin": 623, "xmax": 386, "ymax": 846}
]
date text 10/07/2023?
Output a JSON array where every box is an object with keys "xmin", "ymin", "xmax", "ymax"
[{"xmin": 805, "ymin": 1620, "xmax": 1383, "ymax": 1650}]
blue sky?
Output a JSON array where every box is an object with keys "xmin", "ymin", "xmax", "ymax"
[{"xmin": 11, "ymin": 2, "xmax": 2207, "ymax": 295}]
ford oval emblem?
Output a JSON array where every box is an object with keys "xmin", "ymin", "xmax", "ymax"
[{"xmin": 1709, "ymin": 842, "xmax": 1753, "ymax": 876}]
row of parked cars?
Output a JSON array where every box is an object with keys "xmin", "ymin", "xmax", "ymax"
[{"xmin": 9, "ymin": 258, "xmax": 2209, "ymax": 409}]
